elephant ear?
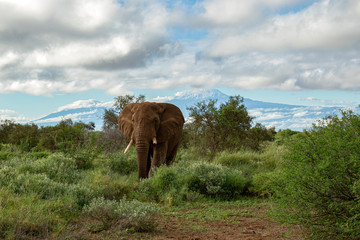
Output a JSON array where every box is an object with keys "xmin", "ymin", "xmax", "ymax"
[
  {"xmin": 118, "ymin": 103, "xmax": 136, "ymax": 140},
  {"xmin": 157, "ymin": 103, "xmax": 185, "ymax": 143}
]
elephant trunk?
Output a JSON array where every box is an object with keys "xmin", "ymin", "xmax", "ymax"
[{"xmin": 135, "ymin": 139, "xmax": 150, "ymax": 179}]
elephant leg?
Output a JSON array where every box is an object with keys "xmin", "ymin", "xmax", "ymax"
[
  {"xmin": 166, "ymin": 142, "xmax": 180, "ymax": 166},
  {"xmin": 146, "ymin": 147, "xmax": 153, "ymax": 177},
  {"xmin": 149, "ymin": 142, "xmax": 168, "ymax": 176}
]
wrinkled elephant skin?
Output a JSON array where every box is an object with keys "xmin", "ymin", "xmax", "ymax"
[{"xmin": 118, "ymin": 102, "xmax": 185, "ymax": 179}]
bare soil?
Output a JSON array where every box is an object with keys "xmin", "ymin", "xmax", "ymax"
[
  {"xmin": 74, "ymin": 202, "xmax": 306, "ymax": 240},
  {"xmin": 151, "ymin": 205, "xmax": 305, "ymax": 240}
]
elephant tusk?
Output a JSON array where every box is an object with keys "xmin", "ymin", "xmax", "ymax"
[
  {"xmin": 152, "ymin": 137, "xmax": 157, "ymax": 145},
  {"xmin": 124, "ymin": 139, "xmax": 133, "ymax": 154}
]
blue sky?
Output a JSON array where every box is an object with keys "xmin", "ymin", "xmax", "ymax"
[{"xmin": 1, "ymin": 0, "xmax": 360, "ymax": 122}]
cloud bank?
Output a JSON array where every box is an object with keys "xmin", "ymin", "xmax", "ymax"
[{"xmin": 0, "ymin": 0, "xmax": 360, "ymax": 96}]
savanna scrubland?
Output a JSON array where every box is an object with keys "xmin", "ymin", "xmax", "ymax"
[{"xmin": 0, "ymin": 96, "xmax": 359, "ymax": 240}]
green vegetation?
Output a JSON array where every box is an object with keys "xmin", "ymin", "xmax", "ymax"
[
  {"xmin": 83, "ymin": 197, "xmax": 159, "ymax": 232},
  {"xmin": 0, "ymin": 95, "xmax": 359, "ymax": 239},
  {"xmin": 186, "ymin": 96, "xmax": 274, "ymax": 156},
  {"xmin": 137, "ymin": 161, "xmax": 247, "ymax": 205},
  {"xmin": 269, "ymin": 110, "xmax": 360, "ymax": 239}
]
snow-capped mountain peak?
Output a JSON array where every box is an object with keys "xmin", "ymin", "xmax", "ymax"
[
  {"xmin": 57, "ymin": 99, "xmax": 112, "ymax": 111},
  {"xmin": 174, "ymin": 89, "xmax": 226, "ymax": 100},
  {"xmin": 32, "ymin": 89, "xmax": 350, "ymax": 131}
]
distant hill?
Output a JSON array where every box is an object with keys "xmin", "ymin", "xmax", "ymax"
[
  {"xmin": 32, "ymin": 89, "xmax": 348, "ymax": 131},
  {"xmin": 33, "ymin": 99, "xmax": 112, "ymax": 129}
]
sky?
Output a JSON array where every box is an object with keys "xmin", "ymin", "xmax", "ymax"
[{"xmin": 1, "ymin": 0, "xmax": 360, "ymax": 122}]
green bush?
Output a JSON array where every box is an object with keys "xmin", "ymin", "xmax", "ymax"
[
  {"xmin": 0, "ymin": 144, "xmax": 19, "ymax": 153},
  {"xmin": 73, "ymin": 151, "xmax": 95, "ymax": 170},
  {"xmin": 186, "ymin": 162, "xmax": 227, "ymax": 196},
  {"xmin": 0, "ymin": 154, "xmax": 94, "ymax": 207},
  {"xmin": 7, "ymin": 172, "xmax": 68, "ymax": 199},
  {"xmin": 138, "ymin": 161, "xmax": 246, "ymax": 204},
  {"xmin": 66, "ymin": 184, "xmax": 95, "ymax": 208},
  {"xmin": 0, "ymin": 152, "xmax": 16, "ymax": 161},
  {"xmin": 272, "ymin": 111, "xmax": 360, "ymax": 239},
  {"xmin": 26, "ymin": 151, "xmax": 51, "ymax": 159},
  {"xmin": 0, "ymin": 188, "xmax": 68, "ymax": 239},
  {"xmin": 107, "ymin": 150, "xmax": 138, "ymax": 175},
  {"xmin": 214, "ymin": 146, "xmax": 285, "ymax": 195},
  {"xmin": 18, "ymin": 153, "xmax": 81, "ymax": 184},
  {"xmin": 216, "ymin": 151, "xmax": 259, "ymax": 166},
  {"xmin": 83, "ymin": 197, "xmax": 159, "ymax": 232},
  {"xmin": 79, "ymin": 170, "xmax": 136, "ymax": 201},
  {"xmin": 274, "ymin": 128, "xmax": 300, "ymax": 145}
]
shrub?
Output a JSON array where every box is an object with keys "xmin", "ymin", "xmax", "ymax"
[
  {"xmin": 138, "ymin": 161, "xmax": 246, "ymax": 204},
  {"xmin": 79, "ymin": 170, "xmax": 136, "ymax": 201},
  {"xmin": 0, "ymin": 188, "xmax": 67, "ymax": 239},
  {"xmin": 215, "ymin": 146, "xmax": 285, "ymax": 195},
  {"xmin": 7, "ymin": 172, "xmax": 68, "ymax": 199},
  {"xmin": 187, "ymin": 162, "xmax": 246, "ymax": 199},
  {"xmin": 83, "ymin": 197, "xmax": 159, "ymax": 232},
  {"xmin": 274, "ymin": 128, "xmax": 300, "ymax": 145},
  {"xmin": 66, "ymin": 184, "xmax": 95, "ymax": 208},
  {"xmin": 73, "ymin": 151, "xmax": 95, "ymax": 170},
  {"xmin": 0, "ymin": 152, "xmax": 16, "ymax": 161},
  {"xmin": 0, "ymin": 154, "xmax": 94, "ymax": 207},
  {"xmin": 272, "ymin": 111, "xmax": 360, "ymax": 239},
  {"xmin": 27, "ymin": 151, "xmax": 51, "ymax": 159},
  {"xmin": 107, "ymin": 150, "xmax": 138, "ymax": 175},
  {"xmin": 216, "ymin": 151, "xmax": 259, "ymax": 166},
  {"xmin": 186, "ymin": 162, "xmax": 227, "ymax": 196},
  {"xmin": 18, "ymin": 153, "xmax": 81, "ymax": 184}
]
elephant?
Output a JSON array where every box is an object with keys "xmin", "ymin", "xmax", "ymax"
[{"xmin": 118, "ymin": 102, "xmax": 185, "ymax": 179}]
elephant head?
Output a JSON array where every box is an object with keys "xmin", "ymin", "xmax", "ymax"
[{"xmin": 118, "ymin": 102, "xmax": 184, "ymax": 179}]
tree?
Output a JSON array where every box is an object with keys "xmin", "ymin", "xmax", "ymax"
[
  {"xmin": 0, "ymin": 120, "xmax": 17, "ymax": 144},
  {"xmin": 37, "ymin": 119, "xmax": 95, "ymax": 151},
  {"xmin": 7, "ymin": 123, "xmax": 39, "ymax": 151},
  {"xmin": 187, "ymin": 99, "xmax": 221, "ymax": 156},
  {"xmin": 186, "ymin": 95, "xmax": 270, "ymax": 157},
  {"xmin": 103, "ymin": 94, "xmax": 145, "ymax": 130}
]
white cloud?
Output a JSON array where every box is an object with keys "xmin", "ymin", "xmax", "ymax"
[
  {"xmin": 248, "ymin": 110, "xmax": 263, "ymax": 118},
  {"xmin": 195, "ymin": 0, "xmax": 360, "ymax": 91},
  {"xmin": 0, "ymin": 0, "xmax": 175, "ymax": 95},
  {"xmin": 208, "ymin": 0, "xmax": 360, "ymax": 56},
  {"xmin": 57, "ymin": 99, "xmax": 113, "ymax": 112},
  {"xmin": 151, "ymin": 96, "xmax": 174, "ymax": 102},
  {"xmin": 196, "ymin": 0, "xmax": 312, "ymax": 27},
  {"xmin": 0, "ymin": 109, "xmax": 29, "ymax": 122},
  {"xmin": 293, "ymin": 111, "xmax": 308, "ymax": 118},
  {"xmin": 0, "ymin": 0, "xmax": 360, "ymax": 97},
  {"xmin": 255, "ymin": 112, "xmax": 285, "ymax": 121}
]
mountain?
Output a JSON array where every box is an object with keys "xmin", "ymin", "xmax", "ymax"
[
  {"xmin": 168, "ymin": 89, "xmax": 343, "ymax": 130},
  {"xmin": 32, "ymin": 89, "xmax": 351, "ymax": 131},
  {"xmin": 167, "ymin": 89, "xmax": 230, "ymax": 117},
  {"xmin": 33, "ymin": 99, "xmax": 112, "ymax": 129}
]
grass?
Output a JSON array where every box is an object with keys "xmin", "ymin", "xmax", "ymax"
[
  {"xmin": 162, "ymin": 199, "xmax": 260, "ymax": 224},
  {"xmin": 0, "ymin": 144, "xmax": 293, "ymax": 239}
]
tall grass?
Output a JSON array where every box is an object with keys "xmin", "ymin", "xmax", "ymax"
[
  {"xmin": 0, "ymin": 141, "xmax": 301, "ymax": 238},
  {"xmin": 0, "ymin": 149, "xmax": 157, "ymax": 238}
]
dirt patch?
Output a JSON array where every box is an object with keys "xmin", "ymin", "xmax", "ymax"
[
  {"xmin": 152, "ymin": 206, "xmax": 304, "ymax": 240},
  {"xmin": 67, "ymin": 203, "xmax": 305, "ymax": 240}
]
